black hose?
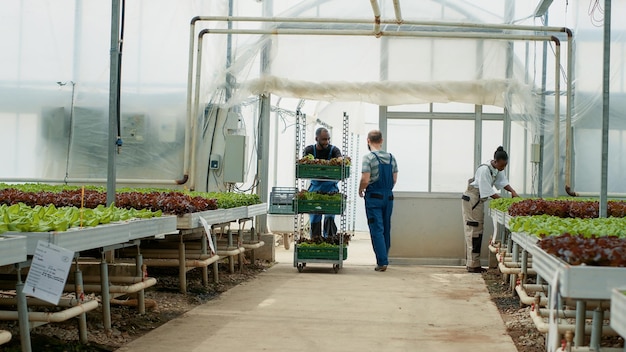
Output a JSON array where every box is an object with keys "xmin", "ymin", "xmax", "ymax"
[{"xmin": 116, "ymin": 0, "xmax": 126, "ymax": 143}]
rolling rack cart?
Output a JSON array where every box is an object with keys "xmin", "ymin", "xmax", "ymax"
[{"xmin": 293, "ymin": 110, "xmax": 350, "ymax": 273}]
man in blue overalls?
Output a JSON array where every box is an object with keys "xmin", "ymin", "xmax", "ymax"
[
  {"xmin": 304, "ymin": 127, "xmax": 342, "ymax": 239},
  {"xmin": 359, "ymin": 130, "xmax": 398, "ymax": 272}
]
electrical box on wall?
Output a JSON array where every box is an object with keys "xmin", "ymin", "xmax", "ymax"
[
  {"xmin": 224, "ymin": 135, "xmax": 247, "ymax": 183},
  {"xmin": 121, "ymin": 114, "xmax": 146, "ymax": 143},
  {"xmin": 531, "ymin": 143, "xmax": 541, "ymax": 163},
  {"xmin": 225, "ymin": 111, "xmax": 240, "ymax": 132},
  {"xmin": 209, "ymin": 154, "xmax": 221, "ymax": 170}
]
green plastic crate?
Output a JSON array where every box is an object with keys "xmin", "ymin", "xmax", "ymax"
[
  {"xmin": 297, "ymin": 245, "xmax": 348, "ymax": 260},
  {"xmin": 295, "ymin": 199, "xmax": 345, "ymax": 214},
  {"xmin": 268, "ymin": 203, "xmax": 295, "ymax": 214},
  {"xmin": 296, "ymin": 164, "xmax": 350, "ymax": 180}
]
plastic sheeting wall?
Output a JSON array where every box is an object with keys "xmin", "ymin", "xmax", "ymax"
[
  {"xmin": 1, "ymin": 1, "xmax": 626, "ymax": 204},
  {"xmin": 0, "ymin": 1, "xmax": 227, "ymax": 184}
]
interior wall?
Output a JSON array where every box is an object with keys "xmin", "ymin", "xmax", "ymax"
[{"xmin": 388, "ymin": 193, "xmax": 493, "ymax": 265}]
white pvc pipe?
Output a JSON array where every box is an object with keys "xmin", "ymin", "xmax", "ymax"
[
  {"xmin": 65, "ymin": 278, "xmax": 156, "ymax": 294},
  {"xmin": 0, "ymin": 299, "xmax": 99, "ymax": 322},
  {"xmin": 497, "ymin": 261, "xmax": 537, "ymax": 275},
  {"xmin": 538, "ymin": 308, "xmax": 610, "ymax": 320},
  {"xmin": 190, "ymin": 15, "xmax": 571, "ymax": 34},
  {"xmin": 203, "ymin": 28, "xmax": 557, "ymax": 42},
  {"xmin": 573, "ymin": 192, "xmax": 626, "ymax": 198},
  {"xmin": 392, "ymin": 0, "xmax": 403, "ymax": 24},
  {"xmin": 529, "ymin": 307, "xmax": 618, "ymax": 335},
  {"xmin": 0, "ymin": 297, "xmax": 80, "ymax": 307},
  {"xmin": 515, "ymin": 285, "xmax": 547, "ymax": 306},
  {"xmin": 183, "ymin": 18, "xmax": 197, "ymax": 186},
  {"xmin": 369, "ymin": 0, "xmax": 381, "ymax": 35},
  {"xmin": 135, "ymin": 251, "xmax": 215, "ymax": 259},
  {"xmin": 0, "ymin": 330, "xmax": 11, "ymax": 345},
  {"xmin": 0, "ymin": 177, "xmax": 185, "ymax": 185},
  {"xmin": 80, "ymin": 276, "xmax": 150, "ymax": 284},
  {"xmin": 217, "ymin": 247, "xmax": 245, "ymax": 256},
  {"xmin": 186, "ymin": 16, "xmax": 570, "ymax": 192},
  {"xmin": 189, "ymin": 28, "xmax": 208, "ymax": 190},
  {"xmin": 142, "ymin": 257, "xmax": 220, "ymax": 267},
  {"xmin": 241, "ymin": 241, "xmax": 264, "ymax": 249},
  {"xmin": 555, "ymin": 348, "xmax": 624, "ymax": 352}
]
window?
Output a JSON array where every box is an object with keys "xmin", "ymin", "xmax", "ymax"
[
  {"xmin": 386, "ymin": 119, "xmax": 430, "ymax": 192},
  {"xmin": 383, "ymin": 105, "xmax": 505, "ymax": 193},
  {"xmin": 431, "ymin": 120, "xmax": 475, "ymax": 192},
  {"xmin": 481, "ymin": 120, "xmax": 503, "ymax": 163}
]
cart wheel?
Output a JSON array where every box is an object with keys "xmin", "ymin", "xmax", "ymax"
[
  {"xmin": 297, "ymin": 264, "xmax": 304, "ymax": 273},
  {"xmin": 333, "ymin": 264, "xmax": 340, "ymax": 273}
]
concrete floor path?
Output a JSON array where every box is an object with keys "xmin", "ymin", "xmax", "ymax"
[{"xmin": 117, "ymin": 233, "xmax": 517, "ymax": 352}]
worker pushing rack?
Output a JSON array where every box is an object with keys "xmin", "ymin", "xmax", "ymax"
[{"xmin": 293, "ymin": 110, "xmax": 350, "ymax": 273}]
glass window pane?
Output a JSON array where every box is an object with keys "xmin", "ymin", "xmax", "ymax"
[
  {"xmin": 481, "ymin": 120, "xmax": 503, "ymax": 163},
  {"xmin": 482, "ymin": 105, "xmax": 504, "ymax": 113},
  {"xmin": 432, "ymin": 102, "xmax": 475, "ymax": 113},
  {"xmin": 431, "ymin": 120, "xmax": 474, "ymax": 192},
  {"xmin": 509, "ymin": 122, "xmax": 527, "ymax": 194},
  {"xmin": 388, "ymin": 104, "xmax": 431, "ymax": 112},
  {"xmin": 386, "ymin": 119, "xmax": 430, "ymax": 192}
]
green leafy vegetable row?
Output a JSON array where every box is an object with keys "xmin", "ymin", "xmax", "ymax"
[
  {"xmin": 0, "ymin": 183, "xmax": 261, "ymax": 209},
  {"xmin": 508, "ymin": 215, "xmax": 626, "ymax": 238},
  {"xmin": 296, "ymin": 190, "xmax": 343, "ymax": 201},
  {"xmin": 0, "ymin": 203, "xmax": 161, "ymax": 234},
  {"xmin": 489, "ymin": 198, "xmax": 526, "ymax": 212}
]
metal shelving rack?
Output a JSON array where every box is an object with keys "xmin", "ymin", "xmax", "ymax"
[
  {"xmin": 347, "ymin": 132, "xmax": 360, "ymax": 234},
  {"xmin": 293, "ymin": 110, "xmax": 349, "ymax": 273}
]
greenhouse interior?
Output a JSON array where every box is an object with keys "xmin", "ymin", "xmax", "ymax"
[{"xmin": 1, "ymin": 0, "xmax": 626, "ymax": 351}]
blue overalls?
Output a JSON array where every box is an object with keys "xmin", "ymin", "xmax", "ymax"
[
  {"xmin": 309, "ymin": 145, "xmax": 339, "ymax": 238},
  {"xmin": 364, "ymin": 152, "xmax": 394, "ymax": 267}
]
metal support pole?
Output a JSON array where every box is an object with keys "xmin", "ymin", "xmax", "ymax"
[
  {"xmin": 16, "ymin": 270, "xmax": 31, "ymax": 352},
  {"xmin": 106, "ymin": 0, "xmax": 121, "ymax": 205},
  {"xmin": 255, "ymin": 0, "xmax": 272, "ymax": 234},
  {"xmin": 538, "ymin": 13, "xmax": 549, "ymax": 198},
  {"xmin": 100, "ymin": 258, "xmax": 111, "ymax": 331},
  {"xmin": 74, "ymin": 269, "xmax": 88, "ymax": 343},
  {"xmin": 574, "ymin": 301, "xmax": 586, "ymax": 347},
  {"xmin": 178, "ymin": 241, "xmax": 186, "ymax": 293},
  {"xmin": 510, "ymin": 242, "xmax": 519, "ymax": 291},
  {"xmin": 590, "ymin": 306, "xmax": 604, "ymax": 350},
  {"xmin": 201, "ymin": 232, "xmax": 209, "ymax": 286},
  {"xmin": 135, "ymin": 253, "xmax": 145, "ymax": 314},
  {"xmin": 553, "ymin": 40, "xmax": 561, "ymax": 197},
  {"xmin": 521, "ymin": 249, "xmax": 528, "ymax": 276},
  {"xmin": 212, "ymin": 233, "xmax": 219, "ymax": 283},
  {"xmin": 600, "ymin": 0, "xmax": 611, "ymax": 217},
  {"xmin": 474, "ymin": 105, "xmax": 482, "ymax": 171}
]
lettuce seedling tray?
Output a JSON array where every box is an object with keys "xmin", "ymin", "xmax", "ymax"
[
  {"xmin": 296, "ymin": 245, "xmax": 348, "ymax": 260},
  {"xmin": 296, "ymin": 164, "xmax": 350, "ymax": 180},
  {"xmin": 0, "ymin": 235, "xmax": 27, "ymax": 266},
  {"xmin": 247, "ymin": 203, "xmax": 267, "ymax": 217},
  {"xmin": 20, "ymin": 221, "xmax": 134, "ymax": 254},
  {"xmin": 176, "ymin": 209, "xmax": 226, "ymax": 229},
  {"xmin": 610, "ymin": 288, "xmax": 626, "ymax": 339},
  {"xmin": 127, "ymin": 216, "xmax": 177, "ymax": 240},
  {"xmin": 525, "ymin": 236, "xmax": 626, "ymax": 299}
]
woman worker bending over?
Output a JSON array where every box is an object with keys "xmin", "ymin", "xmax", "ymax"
[{"xmin": 462, "ymin": 146, "xmax": 518, "ymax": 273}]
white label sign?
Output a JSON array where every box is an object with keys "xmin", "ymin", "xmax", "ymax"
[
  {"xmin": 24, "ymin": 241, "xmax": 74, "ymax": 305},
  {"xmin": 199, "ymin": 217, "xmax": 216, "ymax": 255}
]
